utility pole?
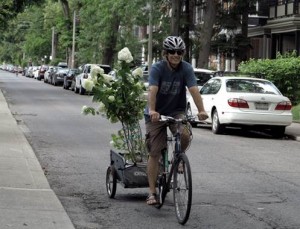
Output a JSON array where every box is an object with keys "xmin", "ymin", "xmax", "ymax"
[
  {"xmin": 71, "ymin": 10, "xmax": 76, "ymax": 68},
  {"xmin": 51, "ymin": 27, "xmax": 56, "ymax": 61},
  {"xmin": 148, "ymin": 0, "xmax": 153, "ymax": 72}
]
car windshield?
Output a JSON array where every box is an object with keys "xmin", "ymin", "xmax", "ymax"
[
  {"xmin": 226, "ymin": 79, "xmax": 281, "ymax": 95},
  {"xmin": 194, "ymin": 72, "xmax": 213, "ymax": 86}
]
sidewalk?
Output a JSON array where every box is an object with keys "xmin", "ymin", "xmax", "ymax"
[
  {"xmin": 285, "ymin": 122, "xmax": 300, "ymax": 141},
  {"xmin": 0, "ymin": 90, "xmax": 75, "ymax": 229}
]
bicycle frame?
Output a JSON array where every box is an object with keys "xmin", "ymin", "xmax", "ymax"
[
  {"xmin": 157, "ymin": 116, "xmax": 189, "ymax": 203},
  {"xmin": 165, "ymin": 120, "xmax": 182, "ymax": 181},
  {"xmin": 156, "ymin": 115, "xmax": 194, "ymax": 225}
]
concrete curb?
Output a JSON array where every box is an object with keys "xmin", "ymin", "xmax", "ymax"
[{"xmin": 0, "ymin": 89, "xmax": 75, "ymax": 229}]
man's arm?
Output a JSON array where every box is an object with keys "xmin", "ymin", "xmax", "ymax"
[
  {"xmin": 148, "ymin": 85, "xmax": 160, "ymax": 122},
  {"xmin": 188, "ymin": 86, "xmax": 208, "ymax": 120}
]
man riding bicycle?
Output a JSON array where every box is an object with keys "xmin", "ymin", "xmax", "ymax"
[{"xmin": 144, "ymin": 36, "xmax": 208, "ymax": 205}]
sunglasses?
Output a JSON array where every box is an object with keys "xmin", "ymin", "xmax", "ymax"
[{"xmin": 167, "ymin": 50, "xmax": 184, "ymax": 55}]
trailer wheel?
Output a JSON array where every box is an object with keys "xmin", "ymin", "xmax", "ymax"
[{"xmin": 106, "ymin": 166, "xmax": 117, "ymax": 198}]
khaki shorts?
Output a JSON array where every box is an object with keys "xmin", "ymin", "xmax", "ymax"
[{"xmin": 145, "ymin": 114, "xmax": 192, "ymax": 157}]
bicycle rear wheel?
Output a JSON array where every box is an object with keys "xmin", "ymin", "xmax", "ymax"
[
  {"xmin": 173, "ymin": 153, "xmax": 192, "ymax": 225},
  {"xmin": 106, "ymin": 166, "xmax": 117, "ymax": 198}
]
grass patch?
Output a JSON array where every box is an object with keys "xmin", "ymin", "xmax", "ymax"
[{"xmin": 292, "ymin": 103, "xmax": 300, "ymax": 121}]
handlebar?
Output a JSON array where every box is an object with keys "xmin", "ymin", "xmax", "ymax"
[
  {"xmin": 160, "ymin": 115, "xmax": 197, "ymax": 124},
  {"xmin": 160, "ymin": 115, "xmax": 209, "ymax": 125}
]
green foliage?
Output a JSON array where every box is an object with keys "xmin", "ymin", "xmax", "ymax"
[
  {"xmin": 0, "ymin": 0, "xmax": 179, "ymax": 68},
  {"xmin": 0, "ymin": 0, "xmax": 45, "ymax": 30},
  {"xmin": 238, "ymin": 53, "xmax": 300, "ymax": 104},
  {"xmin": 292, "ymin": 103, "xmax": 300, "ymax": 121}
]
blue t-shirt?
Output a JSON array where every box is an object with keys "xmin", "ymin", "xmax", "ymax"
[{"xmin": 145, "ymin": 60, "xmax": 197, "ymax": 118}]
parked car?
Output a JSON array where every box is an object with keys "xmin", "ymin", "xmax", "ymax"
[
  {"xmin": 63, "ymin": 68, "xmax": 80, "ymax": 90},
  {"xmin": 49, "ymin": 67, "xmax": 63, "ymax": 84},
  {"xmin": 33, "ymin": 66, "xmax": 41, "ymax": 79},
  {"xmin": 186, "ymin": 76, "xmax": 293, "ymax": 137},
  {"xmin": 37, "ymin": 65, "xmax": 48, "ymax": 80},
  {"xmin": 74, "ymin": 64, "xmax": 111, "ymax": 95},
  {"xmin": 52, "ymin": 68, "xmax": 70, "ymax": 86},
  {"xmin": 57, "ymin": 62, "xmax": 68, "ymax": 68},
  {"xmin": 44, "ymin": 66, "xmax": 54, "ymax": 83},
  {"xmin": 194, "ymin": 68, "xmax": 218, "ymax": 89},
  {"xmin": 28, "ymin": 66, "xmax": 39, "ymax": 78},
  {"xmin": 25, "ymin": 66, "xmax": 33, "ymax": 77}
]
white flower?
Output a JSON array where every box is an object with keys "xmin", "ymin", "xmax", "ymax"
[
  {"xmin": 103, "ymin": 74, "xmax": 114, "ymax": 84},
  {"xmin": 82, "ymin": 79, "xmax": 95, "ymax": 91},
  {"xmin": 91, "ymin": 65, "xmax": 104, "ymax": 81},
  {"xmin": 135, "ymin": 82, "xmax": 143, "ymax": 90},
  {"xmin": 98, "ymin": 102, "xmax": 106, "ymax": 113},
  {"xmin": 108, "ymin": 95, "xmax": 115, "ymax": 102},
  {"xmin": 132, "ymin": 67, "xmax": 143, "ymax": 78},
  {"xmin": 110, "ymin": 140, "xmax": 115, "ymax": 147},
  {"xmin": 90, "ymin": 67, "xmax": 102, "ymax": 84},
  {"xmin": 118, "ymin": 47, "xmax": 133, "ymax": 63}
]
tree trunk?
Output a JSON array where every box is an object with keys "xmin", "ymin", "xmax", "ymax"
[
  {"xmin": 240, "ymin": 4, "xmax": 249, "ymax": 61},
  {"xmin": 197, "ymin": 0, "xmax": 217, "ymax": 68},
  {"xmin": 102, "ymin": 16, "xmax": 121, "ymax": 66},
  {"xmin": 60, "ymin": 0, "xmax": 70, "ymax": 19},
  {"xmin": 59, "ymin": 0, "xmax": 72, "ymax": 66},
  {"xmin": 171, "ymin": 0, "xmax": 181, "ymax": 35},
  {"xmin": 183, "ymin": 0, "xmax": 190, "ymax": 62}
]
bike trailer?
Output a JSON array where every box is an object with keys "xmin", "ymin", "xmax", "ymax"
[{"xmin": 109, "ymin": 150, "xmax": 148, "ymax": 188}]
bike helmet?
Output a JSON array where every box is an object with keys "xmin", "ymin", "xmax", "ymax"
[{"xmin": 163, "ymin": 36, "xmax": 186, "ymax": 51}]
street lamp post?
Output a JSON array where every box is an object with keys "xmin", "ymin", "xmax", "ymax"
[
  {"xmin": 71, "ymin": 10, "xmax": 76, "ymax": 69},
  {"xmin": 148, "ymin": 0, "xmax": 153, "ymax": 72},
  {"xmin": 51, "ymin": 27, "xmax": 56, "ymax": 61}
]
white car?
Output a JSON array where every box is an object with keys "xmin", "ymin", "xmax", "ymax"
[
  {"xmin": 74, "ymin": 64, "xmax": 111, "ymax": 95},
  {"xmin": 33, "ymin": 66, "xmax": 41, "ymax": 79},
  {"xmin": 28, "ymin": 66, "xmax": 39, "ymax": 78},
  {"xmin": 44, "ymin": 66, "xmax": 54, "ymax": 83},
  {"xmin": 187, "ymin": 76, "xmax": 293, "ymax": 137}
]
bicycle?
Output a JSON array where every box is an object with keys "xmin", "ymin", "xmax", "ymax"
[{"xmin": 155, "ymin": 115, "xmax": 195, "ymax": 225}]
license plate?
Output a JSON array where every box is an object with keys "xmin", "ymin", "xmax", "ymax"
[{"xmin": 255, "ymin": 102, "xmax": 269, "ymax": 110}]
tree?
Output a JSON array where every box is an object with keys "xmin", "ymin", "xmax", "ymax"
[
  {"xmin": 76, "ymin": 0, "xmax": 154, "ymax": 67},
  {"xmin": 210, "ymin": 0, "xmax": 257, "ymax": 66},
  {"xmin": 0, "ymin": 0, "xmax": 45, "ymax": 30}
]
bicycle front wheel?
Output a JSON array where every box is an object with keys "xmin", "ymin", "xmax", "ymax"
[{"xmin": 173, "ymin": 153, "xmax": 192, "ymax": 225}]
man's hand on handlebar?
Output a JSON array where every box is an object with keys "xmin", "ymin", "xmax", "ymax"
[
  {"xmin": 197, "ymin": 111, "xmax": 208, "ymax": 121},
  {"xmin": 149, "ymin": 110, "xmax": 160, "ymax": 122}
]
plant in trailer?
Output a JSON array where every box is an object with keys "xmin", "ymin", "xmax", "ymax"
[{"xmin": 82, "ymin": 47, "xmax": 147, "ymax": 162}]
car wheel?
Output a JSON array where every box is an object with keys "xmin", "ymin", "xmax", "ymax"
[
  {"xmin": 212, "ymin": 109, "xmax": 224, "ymax": 134},
  {"xmin": 74, "ymin": 86, "xmax": 79, "ymax": 94},
  {"xmin": 270, "ymin": 126, "xmax": 285, "ymax": 138},
  {"xmin": 79, "ymin": 84, "xmax": 85, "ymax": 95}
]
